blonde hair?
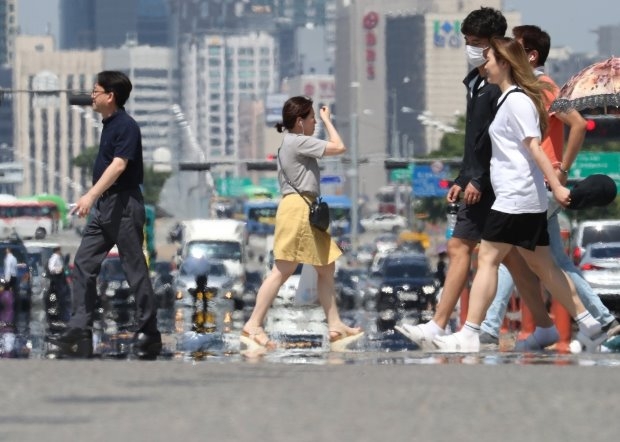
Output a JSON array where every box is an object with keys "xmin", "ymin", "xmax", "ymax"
[{"xmin": 489, "ymin": 36, "xmax": 553, "ymax": 136}]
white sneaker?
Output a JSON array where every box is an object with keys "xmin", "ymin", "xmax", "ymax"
[
  {"xmin": 394, "ymin": 324, "xmax": 437, "ymax": 350},
  {"xmin": 433, "ymin": 331, "xmax": 480, "ymax": 353},
  {"xmin": 574, "ymin": 331, "xmax": 608, "ymax": 353}
]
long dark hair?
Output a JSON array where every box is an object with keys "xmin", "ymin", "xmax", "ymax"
[{"xmin": 275, "ymin": 96, "xmax": 313, "ymax": 133}]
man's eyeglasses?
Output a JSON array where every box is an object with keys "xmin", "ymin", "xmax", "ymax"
[{"xmin": 91, "ymin": 88, "xmax": 109, "ymax": 97}]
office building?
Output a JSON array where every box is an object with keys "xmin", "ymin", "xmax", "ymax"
[
  {"xmin": 334, "ymin": 0, "xmax": 520, "ymax": 201},
  {"xmin": 0, "ymin": 0, "xmax": 16, "ymax": 66}
]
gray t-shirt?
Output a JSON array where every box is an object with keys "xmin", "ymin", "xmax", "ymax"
[{"xmin": 278, "ymin": 132, "xmax": 327, "ymax": 197}]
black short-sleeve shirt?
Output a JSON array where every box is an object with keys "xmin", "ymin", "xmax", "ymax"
[{"xmin": 92, "ymin": 109, "xmax": 144, "ymax": 189}]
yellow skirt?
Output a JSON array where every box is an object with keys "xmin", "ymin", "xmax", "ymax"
[{"xmin": 273, "ymin": 193, "xmax": 342, "ymax": 266}]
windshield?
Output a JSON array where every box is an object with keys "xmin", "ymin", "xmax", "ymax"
[
  {"xmin": 180, "ymin": 258, "xmax": 227, "ymax": 277},
  {"xmin": 383, "ymin": 262, "xmax": 428, "ymax": 279},
  {"xmin": 591, "ymin": 246, "xmax": 620, "ymax": 259},
  {"xmin": 582, "ymin": 225, "xmax": 620, "ymax": 248},
  {"xmin": 187, "ymin": 241, "xmax": 242, "ymax": 261},
  {"xmin": 247, "ymin": 207, "xmax": 277, "ymax": 221}
]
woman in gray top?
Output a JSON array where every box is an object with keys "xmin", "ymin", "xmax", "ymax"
[{"xmin": 241, "ymin": 96, "xmax": 363, "ymax": 352}]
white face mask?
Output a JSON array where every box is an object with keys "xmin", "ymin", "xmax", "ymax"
[{"xmin": 466, "ymin": 45, "xmax": 487, "ymax": 67}]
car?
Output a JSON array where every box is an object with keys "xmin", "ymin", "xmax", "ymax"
[
  {"xmin": 571, "ymin": 219, "xmax": 620, "ymax": 264},
  {"xmin": 360, "ymin": 213, "xmax": 408, "ymax": 233},
  {"xmin": 151, "ymin": 260, "xmax": 175, "ymax": 309},
  {"xmin": 579, "ymin": 241, "xmax": 620, "ymax": 315},
  {"xmin": 374, "ymin": 233, "xmax": 399, "ymax": 254},
  {"xmin": 0, "ymin": 235, "xmax": 33, "ymax": 311},
  {"xmin": 173, "ymin": 257, "xmax": 235, "ymax": 308},
  {"xmin": 368, "ymin": 253, "xmax": 438, "ymax": 331}
]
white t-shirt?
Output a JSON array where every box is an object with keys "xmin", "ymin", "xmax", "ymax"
[{"xmin": 489, "ymin": 86, "xmax": 548, "ymax": 214}]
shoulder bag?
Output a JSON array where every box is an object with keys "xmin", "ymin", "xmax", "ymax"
[{"xmin": 277, "ymin": 150, "xmax": 330, "ymax": 232}]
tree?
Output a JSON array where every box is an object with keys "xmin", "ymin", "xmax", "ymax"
[{"xmin": 71, "ymin": 146, "xmax": 170, "ymax": 206}]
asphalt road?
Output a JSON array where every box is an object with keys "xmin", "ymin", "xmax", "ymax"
[
  {"xmin": 1, "ymin": 357, "xmax": 618, "ymax": 442},
  {"xmin": 19, "ymin": 219, "xmax": 616, "ymax": 442}
]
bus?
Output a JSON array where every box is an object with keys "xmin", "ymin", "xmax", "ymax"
[
  {"xmin": 243, "ymin": 199, "xmax": 279, "ymax": 236},
  {"xmin": 321, "ymin": 194, "xmax": 352, "ymax": 236},
  {"xmin": 0, "ymin": 200, "xmax": 59, "ymax": 239},
  {"xmin": 21, "ymin": 194, "xmax": 70, "ymax": 230}
]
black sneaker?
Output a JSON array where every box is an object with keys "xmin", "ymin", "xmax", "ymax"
[
  {"xmin": 46, "ymin": 328, "xmax": 93, "ymax": 358},
  {"xmin": 479, "ymin": 331, "xmax": 499, "ymax": 350},
  {"xmin": 132, "ymin": 331, "xmax": 162, "ymax": 360}
]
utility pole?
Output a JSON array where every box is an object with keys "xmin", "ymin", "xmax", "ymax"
[{"xmin": 349, "ymin": 112, "xmax": 359, "ymax": 254}]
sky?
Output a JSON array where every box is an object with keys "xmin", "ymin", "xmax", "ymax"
[{"xmin": 16, "ymin": 0, "xmax": 620, "ymax": 54}]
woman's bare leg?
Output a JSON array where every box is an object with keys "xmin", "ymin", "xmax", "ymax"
[
  {"xmin": 516, "ymin": 246, "xmax": 584, "ymax": 317},
  {"xmin": 244, "ymin": 259, "xmax": 297, "ymax": 329},
  {"xmin": 314, "ymin": 262, "xmax": 361, "ymax": 336},
  {"xmin": 465, "ymin": 240, "xmax": 513, "ymax": 325}
]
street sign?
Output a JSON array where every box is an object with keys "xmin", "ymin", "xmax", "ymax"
[
  {"xmin": 216, "ymin": 177, "xmax": 252, "ymax": 197},
  {"xmin": 320, "ymin": 175, "xmax": 342, "ymax": 184},
  {"xmin": 570, "ymin": 152, "xmax": 620, "ymax": 186},
  {"xmin": 390, "ymin": 166, "xmax": 412, "ymax": 182},
  {"xmin": 413, "ymin": 164, "xmax": 450, "ymax": 197}
]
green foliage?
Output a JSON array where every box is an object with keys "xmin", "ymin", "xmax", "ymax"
[
  {"xmin": 71, "ymin": 145, "xmax": 170, "ymax": 206},
  {"xmin": 142, "ymin": 166, "xmax": 171, "ymax": 205}
]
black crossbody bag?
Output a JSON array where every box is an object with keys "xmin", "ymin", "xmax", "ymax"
[{"xmin": 277, "ymin": 149, "xmax": 330, "ymax": 232}]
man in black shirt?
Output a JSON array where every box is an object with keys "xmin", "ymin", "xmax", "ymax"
[{"xmin": 47, "ymin": 71, "xmax": 161, "ymax": 359}]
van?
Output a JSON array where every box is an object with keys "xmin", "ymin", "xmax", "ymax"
[
  {"xmin": 177, "ymin": 219, "xmax": 247, "ymax": 302},
  {"xmin": 571, "ymin": 219, "xmax": 620, "ymax": 264}
]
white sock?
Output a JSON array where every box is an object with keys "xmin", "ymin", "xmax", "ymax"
[
  {"xmin": 532, "ymin": 326, "xmax": 559, "ymax": 347},
  {"xmin": 423, "ymin": 320, "xmax": 446, "ymax": 337},
  {"xmin": 461, "ymin": 321, "xmax": 480, "ymax": 338},
  {"xmin": 575, "ymin": 311, "xmax": 602, "ymax": 338}
]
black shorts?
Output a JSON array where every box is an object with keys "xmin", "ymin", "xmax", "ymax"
[
  {"xmin": 481, "ymin": 209, "xmax": 549, "ymax": 250},
  {"xmin": 451, "ymin": 190, "xmax": 495, "ymax": 242}
]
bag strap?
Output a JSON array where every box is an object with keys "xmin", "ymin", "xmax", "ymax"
[
  {"xmin": 277, "ymin": 148, "xmax": 313, "ymax": 208},
  {"xmin": 493, "ymin": 87, "xmax": 524, "ymax": 117}
]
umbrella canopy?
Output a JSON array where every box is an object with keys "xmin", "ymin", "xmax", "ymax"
[{"xmin": 550, "ymin": 57, "xmax": 620, "ymax": 113}]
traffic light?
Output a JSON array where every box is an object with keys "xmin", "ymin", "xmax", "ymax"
[
  {"xmin": 438, "ymin": 179, "xmax": 452, "ymax": 189},
  {"xmin": 67, "ymin": 93, "xmax": 92, "ymax": 106},
  {"xmin": 246, "ymin": 160, "xmax": 277, "ymax": 171},
  {"xmin": 179, "ymin": 162, "xmax": 211, "ymax": 171},
  {"xmin": 582, "ymin": 115, "xmax": 620, "ymax": 142},
  {"xmin": 384, "ymin": 159, "xmax": 410, "ymax": 170}
]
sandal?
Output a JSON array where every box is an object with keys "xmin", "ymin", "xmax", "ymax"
[
  {"xmin": 329, "ymin": 328, "xmax": 364, "ymax": 352},
  {"xmin": 240, "ymin": 327, "xmax": 277, "ymax": 351}
]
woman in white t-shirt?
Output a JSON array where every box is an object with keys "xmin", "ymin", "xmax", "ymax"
[
  {"xmin": 240, "ymin": 96, "xmax": 363, "ymax": 352},
  {"xmin": 434, "ymin": 37, "xmax": 607, "ymax": 352}
]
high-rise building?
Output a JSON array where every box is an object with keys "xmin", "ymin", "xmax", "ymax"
[
  {"xmin": 13, "ymin": 35, "xmax": 103, "ymax": 200},
  {"xmin": 0, "ymin": 0, "xmax": 16, "ymax": 66},
  {"xmin": 334, "ymin": 0, "xmax": 520, "ymax": 202},
  {"xmin": 103, "ymin": 44, "xmax": 176, "ymax": 164},
  {"xmin": 59, "ymin": 0, "xmax": 169, "ymax": 49},
  {"xmin": 178, "ymin": 31, "xmax": 277, "ymax": 178},
  {"xmin": 13, "ymin": 35, "xmax": 175, "ymax": 201}
]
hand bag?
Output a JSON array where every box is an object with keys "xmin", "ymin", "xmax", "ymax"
[{"xmin": 278, "ymin": 150, "xmax": 330, "ymax": 231}]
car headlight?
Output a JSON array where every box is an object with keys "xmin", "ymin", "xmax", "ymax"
[
  {"xmin": 108, "ymin": 281, "xmax": 120, "ymax": 290},
  {"xmin": 380, "ymin": 285, "xmax": 394, "ymax": 294},
  {"xmin": 422, "ymin": 285, "xmax": 436, "ymax": 295}
]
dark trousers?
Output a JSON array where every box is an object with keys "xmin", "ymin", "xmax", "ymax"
[{"xmin": 68, "ymin": 188, "xmax": 158, "ymax": 334}]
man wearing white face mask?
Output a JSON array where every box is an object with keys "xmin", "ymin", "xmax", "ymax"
[{"xmin": 396, "ymin": 7, "xmax": 546, "ymax": 349}]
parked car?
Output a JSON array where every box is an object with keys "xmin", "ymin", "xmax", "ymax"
[
  {"xmin": 571, "ymin": 219, "xmax": 620, "ymax": 264},
  {"xmin": 368, "ymin": 252, "xmax": 438, "ymax": 331},
  {"xmin": 360, "ymin": 213, "xmax": 408, "ymax": 233},
  {"xmin": 579, "ymin": 242, "xmax": 620, "ymax": 315}
]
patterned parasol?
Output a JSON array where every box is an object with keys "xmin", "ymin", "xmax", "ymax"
[{"xmin": 550, "ymin": 57, "xmax": 620, "ymax": 113}]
